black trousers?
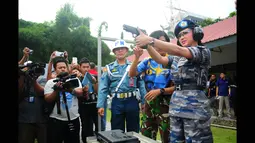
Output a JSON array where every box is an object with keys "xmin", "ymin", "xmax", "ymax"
[
  {"xmin": 230, "ymin": 94, "xmax": 237, "ymax": 117},
  {"xmin": 79, "ymin": 103, "xmax": 98, "ymax": 143},
  {"xmin": 47, "ymin": 117, "xmax": 80, "ymax": 143},
  {"xmin": 18, "ymin": 123, "xmax": 47, "ymax": 143}
]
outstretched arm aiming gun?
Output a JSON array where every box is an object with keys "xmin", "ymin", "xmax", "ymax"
[{"xmin": 123, "ymin": 24, "xmax": 148, "ymax": 49}]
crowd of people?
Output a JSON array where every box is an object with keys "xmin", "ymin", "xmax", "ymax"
[
  {"xmin": 206, "ymin": 73, "xmax": 237, "ymax": 119},
  {"xmin": 18, "ymin": 18, "xmax": 236, "ymax": 143}
]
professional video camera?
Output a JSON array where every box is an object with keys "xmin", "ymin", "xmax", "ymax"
[
  {"xmin": 19, "ymin": 61, "xmax": 46, "ymax": 79},
  {"xmin": 53, "ymin": 72, "xmax": 80, "ymax": 90}
]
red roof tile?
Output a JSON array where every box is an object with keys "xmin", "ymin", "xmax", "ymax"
[
  {"xmin": 201, "ymin": 15, "xmax": 236, "ymax": 43},
  {"xmin": 127, "ymin": 16, "xmax": 237, "ymax": 61}
]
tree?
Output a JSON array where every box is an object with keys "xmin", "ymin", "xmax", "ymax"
[
  {"xmin": 228, "ymin": 11, "xmax": 236, "ymax": 18},
  {"xmin": 197, "ymin": 18, "xmax": 215, "ymax": 27},
  {"xmin": 18, "ymin": 2, "xmax": 114, "ymax": 66},
  {"xmin": 198, "ymin": 11, "xmax": 236, "ymax": 28}
]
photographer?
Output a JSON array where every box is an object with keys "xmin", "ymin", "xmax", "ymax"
[
  {"xmin": 44, "ymin": 57, "xmax": 83, "ymax": 143},
  {"xmin": 18, "ymin": 60, "xmax": 47, "ymax": 143}
]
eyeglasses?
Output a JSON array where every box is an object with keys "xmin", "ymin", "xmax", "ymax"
[{"xmin": 177, "ymin": 30, "xmax": 191, "ymax": 39}]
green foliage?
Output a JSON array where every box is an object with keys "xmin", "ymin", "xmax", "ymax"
[
  {"xmin": 19, "ymin": 2, "xmax": 113, "ymax": 66},
  {"xmin": 198, "ymin": 11, "xmax": 236, "ymax": 27},
  {"xmin": 228, "ymin": 11, "xmax": 236, "ymax": 18},
  {"xmin": 197, "ymin": 18, "xmax": 215, "ymax": 27}
]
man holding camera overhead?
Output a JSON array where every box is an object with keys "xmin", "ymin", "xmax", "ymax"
[
  {"xmin": 44, "ymin": 57, "xmax": 84, "ymax": 143},
  {"xmin": 18, "ymin": 47, "xmax": 47, "ymax": 143}
]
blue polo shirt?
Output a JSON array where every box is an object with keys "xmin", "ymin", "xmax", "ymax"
[{"xmin": 216, "ymin": 78, "xmax": 229, "ymax": 96}]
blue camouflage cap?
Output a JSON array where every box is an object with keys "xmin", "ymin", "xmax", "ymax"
[{"xmin": 174, "ymin": 19, "xmax": 197, "ymax": 38}]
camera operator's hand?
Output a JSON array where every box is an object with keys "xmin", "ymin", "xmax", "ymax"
[
  {"xmin": 64, "ymin": 51, "xmax": 68, "ymax": 59},
  {"xmin": 65, "ymin": 88, "xmax": 74, "ymax": 93},
  {"xmin": 49, "ymin": 51, "xmax": 57, "ymax": 62},
  {"xmin": 53, "ymin": 82, "xmax": 64, "ymax": 91},
  {"xmin": 23, "ymin": 47, "xmax": 30, "ymax": 58},
  {"xmin": 82, "ymin": 85, "xmax": 89, "ymax": 92}
]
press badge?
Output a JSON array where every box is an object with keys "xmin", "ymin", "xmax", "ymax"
[
  {"xmin": 28, "ymin": 97, "xmax": 35, "ymax": 103},
  {"xmin": 129, "ymin": 77, "xmax": 134, "ymax": 87}
]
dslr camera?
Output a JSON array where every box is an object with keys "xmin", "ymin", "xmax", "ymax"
[
  {"xmin": 53, "ymin": 72, "xmax": 80, "ymax": 90},
  {"xmin": 19, "ymin": 61, "xmax": 46, "ymax": 79}
]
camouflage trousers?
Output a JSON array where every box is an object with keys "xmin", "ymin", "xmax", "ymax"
[
  {"xmin": 140, "ymin": 95, "xmax": 170, "ymax": 143},
  {"xmin": 170, "ymin": 116, "xmax": 213, "ymax": 143}
]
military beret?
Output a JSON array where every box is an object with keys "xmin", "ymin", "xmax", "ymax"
[{"xmin": 174, "ymin": 19, "xmax": 197, "ymax": 37}]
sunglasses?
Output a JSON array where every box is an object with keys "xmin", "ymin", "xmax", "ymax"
[{"xmin": 177, "ymin": 30, "xmax": 191, "ymax": 39}]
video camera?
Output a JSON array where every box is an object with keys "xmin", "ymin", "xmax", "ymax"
[
  {"xmin": 53, "ymin": 72, "xmax": 80, "ymax": 90},
  {"xmin": 19, "ymin": 61, "xmax": 46, "ymax": 78}
]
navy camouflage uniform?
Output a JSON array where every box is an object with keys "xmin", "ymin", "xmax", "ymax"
[
  {"xmin": 167, "ymin": 45, "xmax": 213, "ymax": 143},
  {"xmin": 97, "ymin": 60, "xmax": 146, "ymax": 132}
]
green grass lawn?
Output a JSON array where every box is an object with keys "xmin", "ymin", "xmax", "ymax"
[{"xmin": 106, "ymin": 109, "xmax": 236, "ymax": 143}]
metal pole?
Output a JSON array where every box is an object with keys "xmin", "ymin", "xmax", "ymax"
[
  {"xmin": 97, "ymin": 36, "xmax": 102, "ymax": 132},
  {"xmin": 101, "ymin": 37, "xmax": 135, "ymax": 44}
]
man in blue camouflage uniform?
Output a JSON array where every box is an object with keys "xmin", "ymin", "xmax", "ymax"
[
  {"xmin": 135, "ymin": 19, "xmax": 213, "ymax": 143},
  {"xmin": 129, "ymin": 30, "xmax": 175, "ymax": 143},
  {"xmin": 97, "ymin": 39, "xmax": 147, "ymax": 132}
]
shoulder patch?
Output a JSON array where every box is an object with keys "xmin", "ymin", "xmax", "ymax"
[{"xmin": 111, "ymin": 68, "xmax": 117, "ymax": 72}]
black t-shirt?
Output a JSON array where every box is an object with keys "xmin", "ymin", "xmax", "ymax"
[{"xmin": 209, "ymin": 80, "xmax": 216, "ymax": 96}]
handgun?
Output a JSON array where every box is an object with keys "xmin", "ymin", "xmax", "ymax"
[
  {"xmin": 123, "ymin": 24, "xmax": 148, "ymax": 49},
  {"xmin": 123, "ymin": 24, "xmax": 147, "ymax": 38}
]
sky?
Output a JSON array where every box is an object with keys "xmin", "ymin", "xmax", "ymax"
[{"xmin": 19, "ymin": 0, "xmax": 236, "ymax": 49}]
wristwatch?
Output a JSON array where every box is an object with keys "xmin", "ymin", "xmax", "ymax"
[{"xmin": 160, "ymin": 88, "xmax": 165, "ymax": 94}]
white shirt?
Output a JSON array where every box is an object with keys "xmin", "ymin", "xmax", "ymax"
[{"xmin": 44, "ymin": 77, "xmax": 82, "ymax": 121}]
